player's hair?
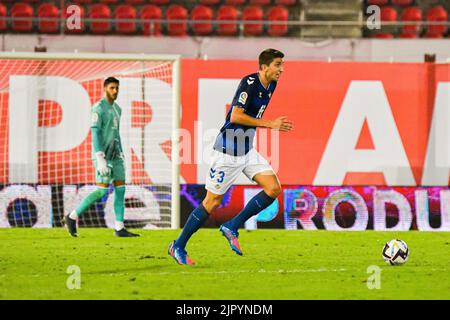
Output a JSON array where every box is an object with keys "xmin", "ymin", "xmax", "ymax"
[
  {"xmin": 258, "ymin": 49, "xmax": 284, "ymax": 69},
  {"xmin": 103, "ymin": 77, "xmax": 120, "ymax": 87}
]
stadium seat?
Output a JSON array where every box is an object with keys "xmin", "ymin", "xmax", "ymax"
[
  {"xmin": 89, "ymin": 4, "xmax": 111, "ymax": 34},
  {"xmin": 274, "ymin": 0, "xmax": 297, "ymax": 5},
  {"xmin": 11, "ymin": 3, "xmax": 34, "ymax": 33},
  {"xmin": 0, "ymin": 3, "xmax": 7, "ymax": 32},
  {"xmin": 191, "ymin": 5, "xmax": 213, "ymax": 36},
  {"xmin": 367, "ymin": 0, "xmax": 388, "ymax": 5},
  {"xmin": 400, "ymin": 6, "xmax": 422, "ymax": 37},
  {"xmin": 166, "ymin": 5, "xmax": 188, "ymax": 36},
  {"xmin": 71, "ymin": 0, "xmax": 93, "ymax": 4},
  {"xmin": 267, "ymin": 5, "xmax": 289, "ymax": 36},
  {"xmin": 217, "ymin": 5, "xmax": 239, "ymax": 36},
  {"xmin": 38, "ymin": 3, "xmax": 59, "ymax": 34},
  {"xmin": 141, "ymin": 5, "xmax": 162, "ymax": 36},
  {"xmin": 115, "ymin": 5, "xmax": 137, "ymax": 34},
  {"xmin": 64, "ymin": 5, "xmax": 85, "ymax": 34},
  {"xmin": 243, "ymin": 6, "xmax": 264, "ymax": 36},
  {"xmin": 392, "ymin": 0, "xmax": 413, "ymax": 6},
  {"xmin": 200, "ymin": 0, "xmax": 221, "ymax": 5},
  {"xmin": 425, "ymin": 6, "xmax": 448, "ymax": 38}
]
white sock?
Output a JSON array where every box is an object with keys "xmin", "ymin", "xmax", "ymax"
[
  {"xmin": 69, "ymin": 210, "xmax": 78, "ymax": 220},
  {"xmin": 115, "ymin": 221, "xmax": 124, "ymax": 231}
]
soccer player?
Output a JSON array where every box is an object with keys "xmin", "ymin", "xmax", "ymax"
[
  {"xmin": 169, "ymin": 49, "xmax": 293, "ymax": 265},
  {"xmin": 65, "ymin": 77, "xmax": 139, "ymax": 238}
]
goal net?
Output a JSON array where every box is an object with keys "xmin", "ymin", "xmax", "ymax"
[{"xmin": 0, "ymin": 52, "xmax": 181, "ymax": 230}]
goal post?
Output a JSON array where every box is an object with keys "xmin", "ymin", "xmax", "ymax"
[{"xmin": 0, "ymin": 51, "xmax": 181, "ymax": 230}]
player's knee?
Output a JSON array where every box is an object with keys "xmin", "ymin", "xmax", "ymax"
[
  {"xmin": 94, "ymin": 187, "xmax": 109, "ymax": 199},
  {"xmin": 202, "ymin": 197, "xmax": 222, "ymax": 212},
  {"xmin": 265, "ymin": 184, "xmax": 281, "ymax": 198}
]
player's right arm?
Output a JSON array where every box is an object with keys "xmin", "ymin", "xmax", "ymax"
[
  {"xmin": 91, "ymin": 107, "xmax": 109, "ymax": 176},
  {"xmin": 230, "ymin": 107, "xmax": 293, "ymax": 131}
]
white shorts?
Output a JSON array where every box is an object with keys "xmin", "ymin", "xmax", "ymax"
[{"xmin": 205, "ymin": 149, "xmax": 274, "ymax": 195}]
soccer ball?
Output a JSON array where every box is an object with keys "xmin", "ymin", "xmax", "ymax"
[{"xmin": 382, "ymin": 239, "xmax": 409, "ymax": 265}]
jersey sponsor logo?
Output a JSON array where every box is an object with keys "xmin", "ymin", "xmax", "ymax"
[
  {"xmin": 91, "ymin": 112, "xmax": 99, "ymax": 124},
  {"xmin": 238, "ymin": 92, "xmax": 248, "ymax": 105}
]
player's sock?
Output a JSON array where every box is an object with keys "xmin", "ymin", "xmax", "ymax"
[
  {"xmin": 226, "ymin": 190, "xmax": 275, "ymax": 231},
  {"xmin": 68, "ymin": 210, "xmax": 78, "ymax": 220},
  {"xmin": 115, "ymin": 221, "xmax": 124, "ymax": 231},
  {"xmin": 74, "ymin": 187, "xmax": 109, "ymax": 217},
  {"xmin": 113, "ymin": 185, "xmax": 125, "ymax": 230},
  {"xmin": 174, "ymin": 204, "xmax": 209, "ymax": 249}
]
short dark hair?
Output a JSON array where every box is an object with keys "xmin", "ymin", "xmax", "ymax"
[
  {"xmin": 259, "ymin": 49, "xmax": 284, "ymax": 69},
  {"xmin": 104, "ymin": 77, "xmax": 119, "ymax": 87}
]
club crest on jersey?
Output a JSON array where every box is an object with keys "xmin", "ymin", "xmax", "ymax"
[
  {"xmin": 91, "ymin": 112, "xmax": 98, "ymax": 124},
  {"xmin": 238, "ymin": 92, "xmax": 248, "ymax": 104},
  {"xmin": 247, "ymin": 77, "xmax": 255, "ymax": 85}
]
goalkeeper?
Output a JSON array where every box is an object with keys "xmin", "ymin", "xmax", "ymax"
[{"xmin": 65, "ymin": 77, "xmax": 139, "ymax": 238}]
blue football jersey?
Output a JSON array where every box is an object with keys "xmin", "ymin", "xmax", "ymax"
[{"xmin": 213, "ymin": 72, "xmax": 277, "ymax": 156}]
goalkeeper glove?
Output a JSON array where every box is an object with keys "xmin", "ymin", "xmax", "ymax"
[{"xmin": 95, "ymin": 152, "xmax": 109, "ymax": 176}]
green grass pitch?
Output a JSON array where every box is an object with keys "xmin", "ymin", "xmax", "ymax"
[{"xmin": 0, "ymin": 228, "xmax": 449, "ymax": 300}]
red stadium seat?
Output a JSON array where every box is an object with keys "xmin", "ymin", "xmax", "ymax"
[
  {"xmin": 200, "ymin": 0, "xmax": 221, "ymax": 5},
  {"xmin": 267, "ymin": 5, "xmax": 289, "ymax": 36},
  {"xmin": 380, "ymin": 6, "xmax": 397, "ymax": 22},
  {"xmin": 399, "ymin": 32, "xmax": 418, "ymax": 38},
  {"xmin": 392, "ymin": 0, "xmax": 413, "ymax": 6},
  {"xmin": 191, "ymin": 5, "xmax": 213, "ymax": 36},
  {"xmin": 243, "ymin": 6, "xmax": 264, "ymax": 36},
  {"xmin": 217, "ymin": 5, "xmax": 239, "ymax": 36},
  {"xmin": 274, "ymin": 0, "xmax": 297, "ymax": 5},
  {"xmin": 64, "ymin": 5, "xmax": 86, "ymax": 34},
  {"xmin": 0, "ymin": 4, "xmax": 7, "ymax": 32},
  {"xmin": 166, "ymin": 5, "xmax": 188, "ymax": 36},
  {"xmin": 225, "ymin": 0, "xmax": 247, "ymax": 5},
  {"xmin": 250, "ymin": 0, "xmax": 271, "ymax": 5},
  {"xmin": 11, "ymin": 3, "xmax": 34, "ymax": 33},
  {"xmin": 99, "ymin": 0, "xmax": 119, "ymax": 4},
  {"xmin": 425, "ymin": 6, "xmax": 448, "ymax": 38},
  {"xmin": 89, "ymin": 4, "xmax": 111, "ymax": 34},
  {"xmin": 367, "ymin": 0, "xmax": 388, "ymax": 5},
  {"xmin": 141, "ymin": 5, "xmax": 162, "ymax": 36},
  {"xmin": 400, "ymin": 6, "xmax": 422, "ymax": 36},
  {"xmin": 115, "ymin": 5, "xmax": 137, "ymax": 34},
  {"xmin": 38, "ymin": 3, "xmax": 59, "ymax": 34}
]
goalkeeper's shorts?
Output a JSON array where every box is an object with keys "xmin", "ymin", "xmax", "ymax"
[{"xmin": 93, "ymin": 159, "xmax": 125, "ymax": 184}]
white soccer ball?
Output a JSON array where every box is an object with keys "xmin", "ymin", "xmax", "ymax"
[{"xmin": 382, "ymin": 239, "xmax": 409, "ymax": 265}]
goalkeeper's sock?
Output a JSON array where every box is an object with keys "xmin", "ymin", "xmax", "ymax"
[
  {"xmin": 174, "ymin": 204, "xmax": 209, "ymax": 249},
  {"xmin": 115, "ymin": 221, "xmax": 124, "ymax": 231},
  {"xmin": 113, "ymin": 185, "xmax": 125, "ymax": 230},
  {"xmin": 225, "ymin": 190, "xmax": 276, "ymax": 231},
  {"xmin": 75, "ymin": 187, "xmax": 109, "ymax": 217}
]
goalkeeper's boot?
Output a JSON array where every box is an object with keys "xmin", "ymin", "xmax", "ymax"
[
  {"xmin": 114, "ymin": 228, "xmax": 140, "ymax": 237},
  {"xmin": 219, "ymin": 225, "xmax": 242, "ymax": 256},
  {"xmin": 65, "ymin": 215, "xmax": 78, "ymax": 237},
  {"xmin": 168, "ymin": 241, "xmax": 195, "ymax": 266}
]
